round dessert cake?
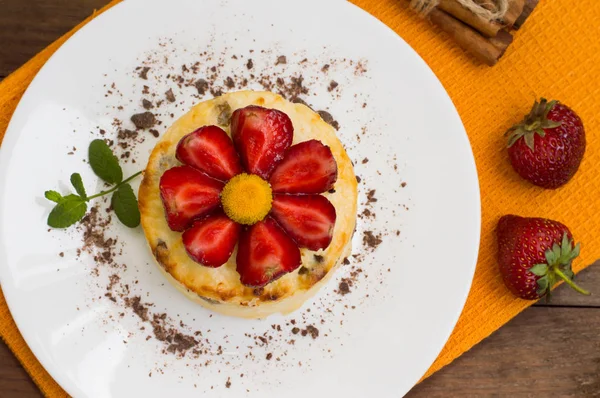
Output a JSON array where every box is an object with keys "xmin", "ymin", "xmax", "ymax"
[{"xmin": 139, "ymin": 91, "xmax": 357, "ymax": 319}]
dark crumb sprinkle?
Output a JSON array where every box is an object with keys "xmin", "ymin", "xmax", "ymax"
[
  {"xmin": 317, "ymin": 110, "xmax": 340, "ymax": 130},
  {"xmin": 246, "ymin": 59, "xmax": 253, "ymax": 69},
  {"xmin": 356, "ymin": 176, "xmax": 362, "ymax": 183},
  {"xmin": 297, "ymin": 266, "xmax": 309, "ymax": 275},
  {"xmin": 165, "ymin": 89, "xmax": 176, "ymax": 103},
  {"xmin": 401, "ymin": 182, "xmax": 407, "ymax": 188},
  {"xmin": 266, "ymin": 353, "xmax": 273, "ymax": 360},
  {"xmin": 366, "ymin": 189, "xmax": 377, "ymax": 204},
  {"xmin": 131, "ymin": 112, "xmax": 156, "ymax": 129},
  {"xmin": 328, "ymin": 80, "xmax": 339, "ymax": 92},
  {"xmin": 291, "ymin": 327, "xmax": 300, "ymax": 335},
  {"xmin": 362, "ymin": 158, "xmax": 369, "ymax": 164},
  {"xmin": 338, "ymin": 280, "xmax": 351, "ymax": 295},
  {"xmin": 195, "ymin": 79, "xmax": 209, "ymax": 95},
  {"xmin": 313, "ymin": 254, "xmax": 324, "ymax": 263},
  {"xmin": 328, "ymin": 188, "xmax": 336, "ymax": 194},
  {"xmin": 224, "ymin": 76, "xmax": 235, "ymax": 89},
  {"xmin": 59, "ymin": 252, "xmax": 64, "ymax": 257},
  {"xmin": 149, "ymin": 129, "xmax": 159, "ymax": 138},
  {"xmin": 321, "ymin": 64, "xmax": 330, "ymax": 72},
  {"xmin": 343, "ymin": 257, "xmax": 350, "ymax": 265},
  {"xmin": 142, "ymin": 99, "xmax": 153, "ymax": 110},
  {"xmin": 225, "ymin": 378, "xmax": 231, "ymax": 388},
  {"xmin": 363, "ymin": 230, "xmax": 383, "ymax": 249},
  {"xmin": 138, "ymin": 66, "xmax": 150, "ymax": 80},
  {"xmin": 275, "ymin": 55, "xmax": 287, "ymax": 65}
]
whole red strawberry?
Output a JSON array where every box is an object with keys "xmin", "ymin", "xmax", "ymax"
[
  {"xmin": 506, "ymin": 98, "xmax": 585, "ymax": 189},
  {"xmin": 497, "ymin": 215, "xmax": 589, "ymax": 300}
]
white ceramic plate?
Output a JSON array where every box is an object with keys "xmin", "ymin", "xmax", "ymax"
[{"xmin": 0, "ymin": 0, "xmax": 480, "ymax": 397}]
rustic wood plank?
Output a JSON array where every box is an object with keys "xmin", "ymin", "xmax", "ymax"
[
  {"xmin": 408, "ymin": 307, "xmax": 600, "ymax": 397},
  {"xmin": 0, "ymin": 0, "xmax": 110, "ymax": 77},
  {"xmin": 0, "ymin": 340, "xmax": 42, "ymax": 398},
  {"xmin": 535, "ymin": 261, "xmax": 600, "ymax": 308}
]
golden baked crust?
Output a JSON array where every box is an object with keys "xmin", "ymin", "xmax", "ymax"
[{"xmin": 139, "ymin": 91, "xmax": 357, "ymax": 318}]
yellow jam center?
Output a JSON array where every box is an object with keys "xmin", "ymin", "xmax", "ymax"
[{"xmin": 221, "ymin": 173, "xmax": 273, "ymax": 225}]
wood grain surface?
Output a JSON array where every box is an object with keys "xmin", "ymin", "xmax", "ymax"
[{"xmin": 0, "ymin": 0, "xmax": 599, "ymax": 397}]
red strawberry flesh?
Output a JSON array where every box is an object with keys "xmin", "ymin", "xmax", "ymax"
[
  {"xmin": 159, "ymin": 165, "xmax": 224, "ymax": 231},
  {"xmin": 182, "ymin": 212, "xmax": 241, "ymax": 267},
  {"xmin": 230, "ymin": 106, "xmax": 293, "ymax": 179},
  {"xmin": 496, "ymin": 215, "xmax": 587, "ymax": 300},
  {"xmin": 236, "ymin": 217, "xmax": 301, "ymax": 287},
  {"xmin": 270, "ymin": 194, "xmax": 336, "ymax": 251},
  {"xmin": 176, "ymin": 125, "xmax": 243, "ymax": 181},
  {"xmin": 269, "ymin": 140, "xmax": 338, "ymax": 194},
  {"xmin": 507, "ymin": 100, "xmax": 586, "ymax": 189}
]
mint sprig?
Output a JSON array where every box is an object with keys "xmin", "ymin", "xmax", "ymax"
[{"xmin": 45, "ymin": 140, "xmax": 142, "ymax": 229}]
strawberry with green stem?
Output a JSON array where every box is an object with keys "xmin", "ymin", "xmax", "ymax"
[
  {"xmin": 497, "ymin": 215, "xmax": 589, "ymax": 300},
  {"xmin": 506, "ymin": 98, "xmax": 586, "ymax": 189}
]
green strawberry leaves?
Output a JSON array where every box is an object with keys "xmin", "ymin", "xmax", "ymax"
[
  {"xmin": 89, "ymin": 139, "xmax": 123, "ymax": 184},
  {"xmin": 111, "ymin": 184, "xmax": 141, "ymax": 228},
  {"xmin": 529, "ymin": 232, "xmax": 589, "ymax": 298},
  {"xmin": 45, "ymin": 139, "xmax": 142, "ymax": 229}
]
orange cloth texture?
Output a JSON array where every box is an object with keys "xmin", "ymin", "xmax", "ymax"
[{"xmin": 1, "ymin": 0, "xmax": 599, "ymax": 396}]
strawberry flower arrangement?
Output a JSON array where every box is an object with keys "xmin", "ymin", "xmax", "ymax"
[{"xmin": 159, "ymin": 106, "xmax": 338, "ymax": 287}]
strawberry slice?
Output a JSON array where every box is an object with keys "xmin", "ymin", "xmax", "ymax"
[
  {"xmin": 182, "ymin": 212, "xmax": 241, "ymax": 267},
  {"xmin": 176, "ymin": 125, "xmax": 243, "ymax": 181},
  {"xmin": 270, "ymin": 194, "xmax": 336, "ymax": 251},
  {"xmin": 269, "ymin": 140, "xmax": 337, "ymax": 194},
  {"xmin": 230, "ymin": 106, "xmax": 293, "ymax": 179},
  {"xmin": 236, "ymin": 217, "xmax": 301, "ymax": 287},
  {"xmin": 159, "ymin": 166, "xmax": 224, "ymax": 231}
]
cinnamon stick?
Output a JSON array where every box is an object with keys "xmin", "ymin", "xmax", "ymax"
[
  {"xmin": 501, "ymin": 0, "xmax": 526, "ymax": 26},
  {"xmin": 513, "ymin": 0, "xmax": 539, "ymax": 29},
  {"xmin": 428, "ymin": 9, "xmax": 512, "ymax": 66},
  {"xmin": 438, "ymin": 0, "xmax": 503, "ymax": 37}
]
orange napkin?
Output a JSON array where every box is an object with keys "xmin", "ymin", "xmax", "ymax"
[{"xmin": 1, "ymin": 0, "xmax": 599, "ymax": 395}]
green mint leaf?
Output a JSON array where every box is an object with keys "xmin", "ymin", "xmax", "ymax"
[
  {"xmin": 44, "ymin": 190, "xmax": 63, "ymax": 203},
  {"xmin": 89, "ymin": 139, "xmax": 123, "ymax": 184},
  {"xmin": 111, "ymin": 183, "xmax": 140, "ymax": 228},
  {"xmin": 70, "ymin": 173, "xmax": 87, "ymax": 199},
  {"xmin": 47, "ymin": 195, "xmax": 87, "ymax": 228},
  {"xmin": 529, "ymin": 264, "xmax": 548, "ymax": 276}
]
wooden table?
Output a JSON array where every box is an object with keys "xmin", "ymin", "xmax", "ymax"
[{"xmin": 1, "ymin": 1, "xmax": 599, "ymax": 396}]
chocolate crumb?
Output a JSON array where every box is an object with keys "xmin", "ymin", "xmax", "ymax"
[
  {"xmin": 246, "ymin": 59, "xmax": 253, "ymax": 69},
  {"xmin": 224, "ymin": 77, "xmax": 235, "ymax": 89},
  {"xmin": 401, "ymin": 182, "xmax": 407, "ymax": 188},
  {"xmin": 165, "ymin": 89, "xmax": 176, "ymax": 103},
  {"xmin": 297, "ymin": 266, "xmax": 309, "ymax": 275},
  {"xmin": 138, "ymin": 67, "xmax": 150, "ymax": 80},
  {"xmin": 313, "ymin": 255, "xmax": 324, "ymax": 263},
  {"xmin": 194, "ymin": 79, "xmax": 209, "ymax": 95},
  {"xmin": 356, "ymin": 176, "xmax": 361, "ymax": 183},
  {"xmin": 362, "ymin": 158, "xmax": 369, "ymax": 164},
  {"xmin": 275, "ymin": 55, "xmax": 287, "ymax": 65},
  {"xmin": 363, "ymin": 231, "xmax": 383, "ymax": 249},
  {"xmin": 366, "ymin": 189, "xmax": 377, "ymax": 204},
  {"xmin": 225, "ymin": 378, "xmax": 231, "ymax": 388},
  {"xmin": 328, "ymin": 80, "xmax": 339, "ymax": 92},
  {"xmin": 328, "ymin": 188, "xmax": 336, "ymax": 194},
  {"xmin": 304, "ymin": 325, "xmax": 319, "ymax": 339},
  {"xmin": 317, "ymin": 110, "xmax": 340, "ymax": 130},
  {"xmin": 291, "ymin": 327, "xmax": 300, "ymax": 335},
  {"xmin": 131, "ymin": 112, "xmax": 156, "ymax": 129},
  {"xmin": 343, "ymin": 257, "xmax": 350, "ymax": 265},
  {"xmin": 59, "ymin": 252, "xmax": 64, "ymax": 257},
  {"xmin": 266, "ymin": 353, "xmax": 273, "ymax": 360},
  {"xmin": 142, "ymin": 99, "xmax": 153, "ymax": 110},
  {"xmin": 321, "ymin": 64, "xmax": 330, "ymax": 72},
  {"xmin": 149, "ymin": 129, "xmax": 159, "ymax": 138},
  {"xmin": 338, "ymin": 281, "xmax": 351, "ymax": 295}
]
